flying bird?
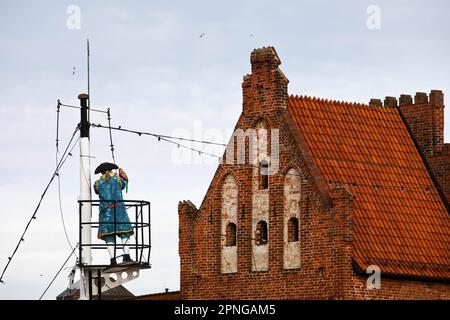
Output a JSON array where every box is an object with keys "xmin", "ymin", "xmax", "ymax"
[
  {"xmin": 200, "ymin": 33, "xmax": 205, "ymax": 38},
  {"xmin": 72, "ymin": 67, "xmax": 76, "ymax": 76}
]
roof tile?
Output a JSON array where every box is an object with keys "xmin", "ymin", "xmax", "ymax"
[{"xmin": 287, "ymin": 95, "xmax": 450, "ymax": 280}]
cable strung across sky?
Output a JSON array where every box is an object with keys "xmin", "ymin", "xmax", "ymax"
[
  {"xmin": 38, "ymin": 244, "xmax": 78, "ymax": 300},
  {"xmin": 91, "ymin": 122, "xmax": 227, "ymax": 147},
  {"xmin": 0, "ymin": 126, "xmax": 80, "ymax": 284},
  {"xmin": 91, "ymin": 122, "xmax": 224, "ymax": 160},
  {"xmin": 58, "ymin": 100, "xmax": 108, "ymax": 114}
]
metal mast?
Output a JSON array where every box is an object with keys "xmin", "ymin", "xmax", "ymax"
[{"xmin": 78, "ymin": 93, "xmax": 92, "ymax": 300}]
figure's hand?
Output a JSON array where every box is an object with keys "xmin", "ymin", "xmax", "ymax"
[{"xmin": 119, "ymin": 168, "xmax": 128, "ymax": 181}]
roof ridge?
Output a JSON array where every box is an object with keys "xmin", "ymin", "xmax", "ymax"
[{"xmin": 289, "ymin": 94, "xmax": 368, "ymax": 108}]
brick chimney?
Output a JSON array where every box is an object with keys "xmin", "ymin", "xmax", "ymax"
[
  {"xmin": 369, "ymin": 99, "xmax": 382, "ymax": 107},
  {"xmin": 398, "ymin": 90, "xmax": 445, "ymax": 157},
  {"xmin": 242, "ymin": 47, "xmax": 289, "ymax": 114},
  {"xmin": 384, "ymin": 96, "xmax": 398, "ymax": 107}
]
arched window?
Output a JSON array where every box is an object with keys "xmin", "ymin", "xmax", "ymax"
[
  {"xmin": 288, "ymin": 217, "xmax": 299, "ymax": 242},
  {"xmin": 225, "ymin": 223, "xmax": 237, "ymax": 247},
  {"xmin": 283, "ymin": 168, "xmax": 301, "ymax": 269},
  {"xmin": 259, "ymin": 160, "xmax": 269, "ymax": 190},
  {"xmin": 255, "ymin": 220, "xmax": 268, "ymax": 245},
  {"xmin": 221, "ymin": 175, "xmax": 238, "ymax": 274}
]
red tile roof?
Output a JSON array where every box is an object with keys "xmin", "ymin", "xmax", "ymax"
[{"xmin": 287, "ymin": 95, "xmax": 450, "ymax": 280}]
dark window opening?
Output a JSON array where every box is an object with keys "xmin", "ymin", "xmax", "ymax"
[
  {"xmin": 255, "ymin": 220, "xmax": 268, "ymax": 245},
  {"xmin": 257, "ymin": 85, "xmax": 264, "ymax": 102},
  {"xmin": 259, "ymin": 160, "xmax": 269, "ymax": 190},
  {"xmin": 225, "ymin": 223, "xmax": 237, "ymax": 247},
  {"xmin": 288, "ymin": 217, "xmax": 299, "ymax": 242}
]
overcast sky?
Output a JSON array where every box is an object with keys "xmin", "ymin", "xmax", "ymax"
[{"xmin": 0, "ymin": 0, "xmax": 449, "ymax": 299}]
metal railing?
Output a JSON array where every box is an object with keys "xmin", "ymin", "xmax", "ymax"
[{"xmin": 78, "ymin": 199, "xmax": 151, "ymax": 269}]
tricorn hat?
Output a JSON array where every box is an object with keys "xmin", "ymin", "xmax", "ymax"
[{"xmin": 95, "ymin": 162, "xmax": 118, "ymax": 174}]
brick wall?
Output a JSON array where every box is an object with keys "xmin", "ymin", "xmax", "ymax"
[
  {"xmin": 179, "ymin": 168, "xmax": 353, "ymax": 299},
  {"xmin": 349, "ymin": 276, "xmax": 450, "ymax": 300}
]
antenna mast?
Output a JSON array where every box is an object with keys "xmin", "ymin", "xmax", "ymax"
[
  {"xmin": 79, "ymin": 39, "xmax": 92, "ymax": 300},
  {"xmin": 87, "ymin": 39, "xmax": 91, "ymax": 118}
]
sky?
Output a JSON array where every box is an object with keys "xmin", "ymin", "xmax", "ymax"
[{"xmin": 0, "ymin": 0, "xmax": 449, "ymax": 299}]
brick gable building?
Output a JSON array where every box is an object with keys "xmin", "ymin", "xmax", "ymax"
[{"xmin": 178, "ymin": 47, "xmax": 450, "ymax": 299}]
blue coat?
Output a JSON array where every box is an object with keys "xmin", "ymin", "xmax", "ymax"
[{"xmin": 94, "ymin": 173, "xmax": 133, "ymax": 240}]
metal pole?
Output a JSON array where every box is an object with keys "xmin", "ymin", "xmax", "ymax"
[
  {"xmin": 87, "ymin": 39, "xmax": 90, "ymax": 121},
  {"xmin": 148, "ymin": 202, "xmax": 151, "ymax": 263},
  {"xmin": 135, "ymin": 205, "xmax": 138, "ymax": 262},
  {"xmin": 97, "ymin": 269, "xmax": 102, "ymax": 300},
  {"xmin": 140, "ymin": 203, "xmax": 144, "ymax": 263},
  {"xmin": 114, "ymin": 202, "xmax": 117, "ymax": 260},
  {"xmin": 88, "ymin": 271, "xmax": 93, "ymax": 300},
  {"xmin": 78, "ymin": 93, "xmax": 92, "ymax": 300}
]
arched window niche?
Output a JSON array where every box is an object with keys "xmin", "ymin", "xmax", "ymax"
[{"xmin": 283, "ymin": 168, "xmax": 301, "ymax": 269}]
